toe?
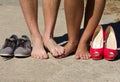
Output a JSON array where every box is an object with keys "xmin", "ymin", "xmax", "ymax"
[
  {"xmin": 83, "ymin": 55, "xmax": 87, "ymax": 60},
  {"xmin": 84, "ymin": 54, "xmax": 89, "ymax": 60},
  {"xmin": 85, "ymin": 53, "xmax": 91, "ymax": 60},
  {"xmin": 58, "ymin": 47, "xmax": 65, "ymax": 56},
  {"xmin": 36, "ymin": 55, "xmax": 41, "ymax": 59},
  {"xmin": 31, "ymin": 53, "xmax": 36, "ymax": 58},
  {"xmin": 89, "ymin": 54, "xmax": 91, "ymax": 58},
  {"xmin": 43, "ymin": 54, "xmax": 49, "ymax": 59},
  {"xmin": 60, "ymin": 47, "xmax": 65, "ymax": 55},
  {"xmin": 75, "ymin": 54, "xmax": 80, "ymax": 59},
  {"xmin": 80, "ymin": 54, "xmax": 84, "ymax": 60},
  {"xmin": 52, "ymin": 49, "xmax": 59, "ymax": 57}
]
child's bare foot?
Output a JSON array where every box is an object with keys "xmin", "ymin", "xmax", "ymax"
[
  {"xmin": 43, "ymin": 37, "xmax": 65, "ymax": 58},
  {"xmin": 31, "ymin": 38, "xmax": 49, "ymax": 59},
  {"xmin": 59, "ymin": 41, "xmax": 78, "ymax": 58},
  {"xmin": 75, "ymin": 42, "xmax": 91, "ymax": 60}
]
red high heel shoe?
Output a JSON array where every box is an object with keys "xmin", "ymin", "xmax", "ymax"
[
  {"xmin": 90, "ymin": 25, "xmax": 104, "ymax": 60},
  {"xmin": 104, "ymin": 25, "xmax": 118, "ymax": 61}
]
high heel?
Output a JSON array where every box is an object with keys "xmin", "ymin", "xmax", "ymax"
[
  {"xmin": 104, "ymin": 25, "xmax": 118, "ymax": 61},
  {"xmin": 90, "ymin": 25, "xmax": 104, "ymax": 60}
]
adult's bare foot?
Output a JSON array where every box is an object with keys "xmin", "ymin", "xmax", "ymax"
[
  {"xmin": 31, "ymin": 37, "xmax": 49, "ymax": 59},
  {"xmin": 43, "ymin": 37, "xmax": 65, "ymax": 58},
  {"xmin": 59, "ymin": 41, "xmax": 78, "ymax": 58},
  {"xmin": 75, "ymin": 42, "xmax": 91, "ymax": 60}
]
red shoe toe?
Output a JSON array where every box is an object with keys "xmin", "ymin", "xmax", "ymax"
[
  {"xmin": 90, "ymin": 48, "xmax": 104, "ymax": 60},
  {"xmin": 104, "ymin": 48, "xmax": 118, "ymax": 60}
]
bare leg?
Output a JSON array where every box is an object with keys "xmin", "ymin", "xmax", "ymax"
[
  {"xmin": 20, "ymin": 0, "xmax": 48, "ymax": 59},
  {"xmin": 75, "ymin": 0, "xmax": 106, "ymax": 60},
  {"xmin": 59, "ymin": 0, "xmax": 84, "ymax": 58},
  {"xmin": 42, "ymin": 0, "xmax": 65, "ymax": 58}
]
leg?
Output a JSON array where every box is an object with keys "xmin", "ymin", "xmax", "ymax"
[
  {"xmin": 61, "ymin": 0, "xmax": 84, "ymax": 57},
  {"xmin": 42, "ymin": 0, "xmax": 65, "ymax": 58},
  {"xmin": 75, "ymin": 0, "xmax": 106, "ymax": 60},
  {"xmin": 20, "ymin": 0, "xmax": 48, "ymax": 59}
]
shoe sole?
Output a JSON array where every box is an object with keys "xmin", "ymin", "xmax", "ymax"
[
  {"xmin": 0, "ymin": 54, "xmax": 13, "ymax": 57},
  {"xmin": 14, "ymin": 54, "xmax": 30, "ymax": 57}
]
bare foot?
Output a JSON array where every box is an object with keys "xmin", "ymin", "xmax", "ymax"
[
  {"xmin": 75, "ymin": 42, "xmax": 91, "ymax": 60},
  {"xmin": 59, "ymin": 41, "xmax": 78, "ymax": 58},
  {"xmin": 43, "ymin": 37, "xmax": 65, "ymax": 58},
  {"xmin": 31, "ymin": 38, "xmax": 49, "ymax": 59}
]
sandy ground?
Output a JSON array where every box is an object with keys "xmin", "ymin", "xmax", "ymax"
[{"xmin": 0, "ymin": 0, "xmax": 120, "ymax": 82}]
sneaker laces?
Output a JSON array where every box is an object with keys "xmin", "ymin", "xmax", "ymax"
[
  {"xmin": 17, "ymin": 39, "xmax": 27, "ymax": 48},
  {"xmin": 3, "ymin": 39, "xmax": 16, "ymax": 49}
]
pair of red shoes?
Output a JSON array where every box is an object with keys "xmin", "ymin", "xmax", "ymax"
[{"xmin": 90, "ymin": 25, "xmax": 118, "ymax": 60}]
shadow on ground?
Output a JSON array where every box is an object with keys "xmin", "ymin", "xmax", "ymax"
[{"xmin": 54, "ymin": 21, "xmax": 120, "ymax": 60}]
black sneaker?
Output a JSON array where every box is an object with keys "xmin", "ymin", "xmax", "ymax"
[
  {"xmin": 14, "ymin": 35, "xmax": 32, "ymax": 57},
  {"xmin": 0, "ymin": 35, "xmax": 18, "ymax": 57}
]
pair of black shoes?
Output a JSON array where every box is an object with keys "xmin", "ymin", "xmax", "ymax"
[{"xmin": 0, "ymin": 35, "xmax": 32, "ymax": 57}]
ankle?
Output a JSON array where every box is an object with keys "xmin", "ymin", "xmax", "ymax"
[
  {"xmin": 43, "ymin": 32, "xmax": 53, "ymax": 39},
  {"xmin": 31, "ymin": 34, "xmax": 42, "ymax": 39},
  {"xmin": 80, "ymin": 39, "xmax": 90, "ymax": 44},
  {"xmin": 43, "ymin": 35, "xmax": 53, "ymax": 40},
  {"xmin": 31, "ymin": 35, "xmax": 43, "ymax": 43},
  {"xmin": 67, "ymin": 40, "xmax": 79, "ymax": 46}
]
